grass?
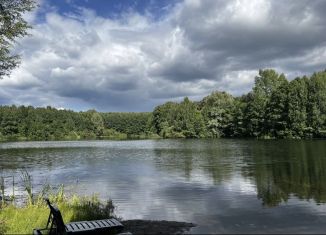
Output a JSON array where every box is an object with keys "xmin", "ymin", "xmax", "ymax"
[
  {"xmin": 0, "ymin": 173, "xmax": 115, "ymax": 234},
  {"xmin": 0, "ymin": 194, "xmax": 115, "ymax": 234}
]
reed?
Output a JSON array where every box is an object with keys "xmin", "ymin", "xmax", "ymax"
[
  {"xmin": 0, "ymin": 175, "xmax": 4, "ymax": 205},
  {"xmin": 20, "ymin": 169, "xmax": 33, "ymax": 205}
]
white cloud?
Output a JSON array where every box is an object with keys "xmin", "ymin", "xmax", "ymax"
[
  {"xmin": 218, "ymin": 70, "xmax": 258, "ymax": 95},
  {"xmin": 225, "ymin": 0, "xmax": 271, "ymax": 25},
  {"xmin": 1, "ymin": 0, "xmax": 326, "ymax": 111}
]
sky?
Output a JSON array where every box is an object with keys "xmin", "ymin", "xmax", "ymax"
[{"xmin": 0, "ymin": 0, "xmax": 326, "ymax": 112}]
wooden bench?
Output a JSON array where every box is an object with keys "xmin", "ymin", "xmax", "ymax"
[{"xmin": 33, "ymin": 198, "xmax": 124, "ymax": 235}]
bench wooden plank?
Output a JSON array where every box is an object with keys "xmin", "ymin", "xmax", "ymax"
[{"xmin": 41, "ymin": 199, "xmax": 124, "ymax": 234}]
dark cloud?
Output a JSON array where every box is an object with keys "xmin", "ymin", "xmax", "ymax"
[
  {"xmin": 0, "ymin": 0, "xmax": 325, "ymax": 111},
  {"xmin": 176, "ymin": 0, "xmax": 326, "ymax": 75},
  {"xmin": 150, "ymin": 60, "xmax": 213, "ymax": 82}
]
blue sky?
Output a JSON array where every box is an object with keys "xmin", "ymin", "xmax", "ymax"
[
  {"xmin": 51, "ymin": 0, "xmax": 178, "ymax": 19},
  {"xmin": 1, "ymin": 0, "xmax": 326, "ymax": 111}
]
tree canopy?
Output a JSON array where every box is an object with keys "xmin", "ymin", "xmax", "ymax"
[
  {"xmin": 0, "ymin": 0, "xmax": 36, "ymax": 78},
  {"xmin": 151, "ymin": 69, "xmax": 326, "ymax": 139}
]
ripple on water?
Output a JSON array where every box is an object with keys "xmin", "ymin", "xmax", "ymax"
[{"xmin": 1, "ymin": 139, "xmax": 326, "ymax": 233}]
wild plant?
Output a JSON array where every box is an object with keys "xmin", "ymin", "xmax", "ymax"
[
  {"xmin": 20, "ymin": 169, "xmax": 33, "ymax": 205},
  {"xmin": 0, "ymin": 175, "xmax": 4, "ymax": 206},
  {"xmin": 10, "ymin": 175, "xmax": 15, "ymax": 205}
]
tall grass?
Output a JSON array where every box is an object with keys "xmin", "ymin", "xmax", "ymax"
[
  {"xmin": 0, "ymin": 194, "xmax": 115, "ymax": 234},
  {"xmin": 0, "ymin": 173, "xmax": 115, "ymax": 234},
  {"xmin": 11, "ymin": 175, "xmax": 15, "ymax": 204},
  {"xmin": 0, "ymin": 175, "xmax": 4, "ymax": 205},
  {"xmin": 20, "ymin": 169, "xmax": 33, "ymax": 205}
]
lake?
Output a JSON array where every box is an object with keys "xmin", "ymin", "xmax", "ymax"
[{"xmin": 1, "ymin": 139, "xmax": 326, "ymax": 233}]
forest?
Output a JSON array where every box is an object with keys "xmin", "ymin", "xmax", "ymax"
[{"xmin": 0, "ymin": 69, "xmax": 325, "ymax": 141}]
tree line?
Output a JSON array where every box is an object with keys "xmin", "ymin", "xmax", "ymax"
[
  {"xmin": 0, "ymin": 106, "xmax": 153, "ymax": 140},
  {"xmin": 0, "ymin": 69, "xmax": 325, "ymax": 140},
  {"xmin": 152, "ymin": 69, "xmax": 326, "ymax": 139}
]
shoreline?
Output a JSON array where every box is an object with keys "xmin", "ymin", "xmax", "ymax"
[
  {"xmin": 1, "ymin": 136, "xmax": 325, "ymax": 143},
  {"xmin": 122, "ymin": 220, "xmax": 195, "ymax": 235}
]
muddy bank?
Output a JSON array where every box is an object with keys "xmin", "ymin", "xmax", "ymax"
[{"xmin": 122, "ymin": 220, "xmax": 195, "ymax": 235}]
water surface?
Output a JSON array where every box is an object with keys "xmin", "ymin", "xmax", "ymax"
[{"xmin": 1, "ymin": 139, "xmax": 326, "ymax": 233}]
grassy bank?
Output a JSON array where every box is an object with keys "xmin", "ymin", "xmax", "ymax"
[
  {"xmin": 0, "ymin": 173, "xmax": 115, "ymax": 234},
  {"xmin": 0, "ymin": 194, "xmax": 114, "ymax": 234}
]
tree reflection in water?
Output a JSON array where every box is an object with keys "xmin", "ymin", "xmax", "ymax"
[
  {"xmin": 153, "ymin": 139, "xmax": 326, "ymax": 207},
  {"xmin": 243, "ymin": 140, "xmax": 326, "ymax": 207}
]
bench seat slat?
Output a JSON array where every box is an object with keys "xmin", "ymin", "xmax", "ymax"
[
  {"xmin": 44, "ymin": 199, "xmax": 124, "ymax": 234},
  {"xmin": 65, "ymin": 219, "xmax": 123, "ymax": 234}
]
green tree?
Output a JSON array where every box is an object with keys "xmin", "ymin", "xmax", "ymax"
[
  {"xmin": 102, "ymin": 112, "xmax": 152, "ymax": 136},
  {"xmin": 152, "ymin": 102, "xmax": 179, "ymax": 136},
  {"xmin": 90, "ymin": 111, "xmax": 104, "ymax": 137},
  {"xmin": 264, "ymin": 78, "xmax": 289, "ymax": 138},
  {"xmin": 244, "ymin": 69, "xmax": 287, "ymax": 137},
  {"xmin": 0, "ymin": 0, "xmax": 36, "ymax": 78},
  {"xmin": 175, "ymin": 97, "xmax": 206, "ymax": 138},
  {"xmin": 0, "ymin": 105, "xmax": 19, "ymax": 136},
  {"xmin": 200, "ymin": 91, "xmax": 235, "ymax": 137},
  {"xmin": 287, "ymin": 77, "xmax": 309, "ymax": 138},
  {"xmin": 232, "ymin": 96, "xmax": 247, "ymax": 137},
  {"xmin": 307, "ymin": 71, "xmax": 326, "ymax": 137},
  {"xmin": 152, "ymin": 98, "xmax": 205, "ymax": 138}
]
